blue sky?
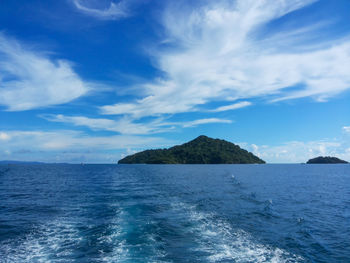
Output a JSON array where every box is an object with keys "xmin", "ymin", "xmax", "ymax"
[{"xmin": 0, "ymin": 0, "xmax": 349, "ymax": 163}]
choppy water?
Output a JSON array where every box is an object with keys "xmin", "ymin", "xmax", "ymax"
[{"xmin": 0, "ymin": 164, "xmax": 349, "ymax": 262}]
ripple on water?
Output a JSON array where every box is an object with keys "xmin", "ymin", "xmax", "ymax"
[{"xmin": 169, "ymin": 201, "xmax": 304, "ymax": 263}]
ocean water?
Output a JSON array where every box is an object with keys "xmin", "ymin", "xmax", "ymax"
[{"xmin": 0, "ymin": 164, "xmax": 349, "ymax": 263}]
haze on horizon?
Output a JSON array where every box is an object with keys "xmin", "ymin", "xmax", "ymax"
[{"xmin": 0, "ymin": 0, "xmax": 349, "ymax": 163}]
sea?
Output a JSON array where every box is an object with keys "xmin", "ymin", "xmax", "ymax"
[{"xmin": 0, "ymin": 164, "xmax": 349, "ymax": 263}]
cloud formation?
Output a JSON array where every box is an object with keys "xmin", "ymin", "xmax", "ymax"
[
  {"xmin": 101, "ymin": 0, "xmax": 350, "ymax": 118},
  {"xmin": 0, "ymin": 130, "xmax": 172, "ymax": 163},
  {"xmin": 211, "ymin": 101, "xmax": 252, "ymax": 112},
  {"xmin": 72, "ymin": 0, "xmax": 129, "ymax": 20},
  {"xmin": 182, "ymin": 118, "xmax": 232, "ymax": 127},
  {"xmin": 42, "ymin": 114, "xmax": 169, "ymax": 135},
  {"xmin": 42, "ymin": 114, "xmax": 232, "ymax": 134},
  {"xmin": 0, "ymin": 132, "xmax": 11, "ymax": 141},
  {"xmin": 0, "ymin": 130, "xmax": 167, "ymax": 150},
  {"xmin": 1, "ymin": 128, "xmax": 348, "ymax": 163},
  {"xmin": 343, "ymin": 126, "xmax": 350, "ymax": 133},
  {"xmin": 246, "ymin": 138, "xmax": 350, "ymax": 163},
  {"xmin": 0, "ymin": 33, "xmax": 89, "ymax": 111}
]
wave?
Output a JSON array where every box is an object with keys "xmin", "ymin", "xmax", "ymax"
[
  {"xmin": 0, "ymin": 207, "xmax": 171, "ymax": 263},
  {"xmin": 0, "ymin": 219, "xmax": 81, "ymax": 262},
  {"xmin": 97, "ymin": 209, "xmax": 170, "ymax": 263},
  {"xmin": 170, "ymin": 201, "xmax": 304, "ymax": 263},
  {"xmin": 0, "ymin": 181, "xmax": 303, "ymax": 263}
]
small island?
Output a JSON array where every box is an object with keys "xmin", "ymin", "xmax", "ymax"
[
  {"xmin": 306, "ymin": 156, "xmax": 348, "ymax": 164},
  {"xmin": 118, "ymin": 135, "xmax": 265, "ymax": 164}
]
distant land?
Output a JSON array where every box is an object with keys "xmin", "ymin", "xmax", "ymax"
[
  {"xmin": 0, "ymin": 160, "xmax": 45, "ymax": 165},
  {"xmin": 0, "ymin": 161, "xmax": 70, "ymax": 165},
  {"xmin": 118, "ymin": 135, "xmax": 265, "ymax": 164},
  {"xmin": 306, "ymin": 156, "xmax": 348, "ymax": 164}
]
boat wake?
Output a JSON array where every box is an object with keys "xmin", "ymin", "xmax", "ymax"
[
  {"xmin": 0, "ymin": 219, "xmax": 81, "ymax": 262},
  {"xmin": 170, "ymin": 201, "xmax": 304, "ymax": 263}
]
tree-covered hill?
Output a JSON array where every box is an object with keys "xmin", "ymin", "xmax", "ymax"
[
  {"xmin": 118, "ymin": 135, "xmax": 265, "ymax": 164},
  {"xmin": 306, "ymin": 156, "xmax": 348, "ymax": 164}
]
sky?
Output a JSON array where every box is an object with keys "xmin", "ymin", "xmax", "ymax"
[{"xmin": 0, "ymin": 0, "xmax": 349, "ymax": 163}]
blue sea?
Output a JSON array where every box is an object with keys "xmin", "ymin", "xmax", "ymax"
[{"xmin": 0, "ymin": 164, "xmax": 349, "ymax": 263}]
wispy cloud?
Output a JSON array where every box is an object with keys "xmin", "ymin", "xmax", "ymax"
[
  {"xmin": 42, "ymin": 114, "xmax": 232, "ymax": 134},
  {"xmin": 41, "ymin": 114, "xmax": 171, "ymax": 135},
  {"xmin": 0, "ymin": 130, "xmax": 173, "ymax": 163},
  {"xmin": 244, "ymin": 139, "xmax": 350, "ymax": 163},
  {"xmin": 245, "ymin": 126, "xmax": 350, "ymax": 163},
  {"xmin": 343, "ymin": 126, "xmax": 350, "ymax": 133},
  {"xmin": 0, "ymin": 33, "xmax": 89, "ymax": 111},
  {"xmin": 2, "ymin": 128, "xmax": 348, "ymax": 163},
  {"xmin": 0, "ymin": 132, "xmax": 11, "ymax": 141},
  {"xmin": 0, "ymin": 130, "xmax": 168, "ymax": 150},
  {"xmin": 211, "ymin": 101, "xmax": 252, "ymax": 112},
  {"xmin": 100, "ymin": 0, "xmax": 350, "ymax": 118},
  {"xmin": 182, "ymin": 118, "xmax": 232, "ymax": 127},
  {"xmin": 72, "ymin": 0, "xmax": 129, "ymax": 20}
]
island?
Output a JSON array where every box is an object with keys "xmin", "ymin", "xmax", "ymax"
[
  {"xmin": 118, "ymin": 135, "xmax": 265, "ymax": 164},
  {"xmin": 306, "ymin": 156, "xmax": 348, "ymax": 164}
]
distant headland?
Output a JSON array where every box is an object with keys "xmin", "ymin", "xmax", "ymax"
[
  {"xmin": 118, "ymin": 135, "xmax": 265, "ymax": 164},
  {"xmin": 306, "ymin": 156, "xmax": 348, "ymax": 164}
]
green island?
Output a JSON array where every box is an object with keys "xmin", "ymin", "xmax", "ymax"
[
  {"xmin": 118, "ymin": 135, "xmax": 265, "ymax": 164},
  {"xmin": 306, "ymin": 156, "xmax": 348, "ymax": 164}
]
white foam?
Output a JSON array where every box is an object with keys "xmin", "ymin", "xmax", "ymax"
[
  {"xmin": 1, "ymin": 208, "xmax": 170, "ymax": 263},
  {"xmin": 98, "ymin": 209, "xmax": 170, "ymax": 263},
  {"xmin": 96, "ymin": 210, "xmax": 128, "ymax": 262},
  {"xmin": 1, "ymin": 201, "xmax": 303, "ymax": 263},
  {"xmin": 0, "ymin": 219, "xmax": 82, "ymax": 262},
  {"xmin": 171, "ymin": 201, "xmax": 304, "ymax": 263}
]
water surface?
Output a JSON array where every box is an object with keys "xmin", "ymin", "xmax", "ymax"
[{"xmin": 0, "ymin": 164, "xmax": 349, "ymax": 262}]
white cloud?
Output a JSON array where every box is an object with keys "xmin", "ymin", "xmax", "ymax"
[
  {"xmin": 120, "ymin": 148, "xmax": 138, "ymax": 159},
  {"xmin": 1, "ymin": 128, "xmax": 348, "ymax": 163},
  {"xmin": 72, "ymin": 0, "xmax": 129, "ymax": 20},
  {"xmin": 42, "ymin": 114, "xmax": 232, "ymax": 134},
  {"xmin": 182, "ymin": 118, "xmax": 232, "ymax": 127},
  {"xmin": 0, "ymin": 129, "xmax": 173, "ymax": 163},
  {"xmin": 343, "ymin": 126, "xmax": 350, "ymax": 133},
  {"xmin": 211, "ymin": 101, "xmax": 252, "ymax": 112},
  {"xmin": 0, "ymin": 33, "xmax": 89, "ymax": 111},
  {"xmin": 246, "ymin": 140, "xmax": 349, "ymax": 163},
  {"xmin": 100, "ymin": 0, "xmax": 350, "ymax": 118},
  {"xmin": 0, "ymin": 132, "xmax": 10, "ymax": 141},
  {"xmin": 41, "ymin": 114, "xmax": 171, "ymax": 135}
]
